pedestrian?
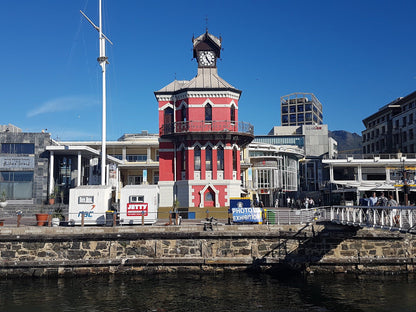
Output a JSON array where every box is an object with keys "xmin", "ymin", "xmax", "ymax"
[
  {"xmin": 287, "ymin": 197, "xmax": 291, "ymax": 208},
  {"xmin": 387, "ymin": 194, "xmax": 398, "ymax": 207},
  {"xmin": 369, "ymin": 192, "xmax": 378, "ymax": 206},
  {"xmin": 309, "ymin": 198, "xmax": 314, "ymax": 208},
  {"xmin": 359, "ymin": 194, "xmax": 369, "ymax": 206},
  {"xmin": 377, "ymin": 192, "xmax": 388, "ymax": 206},
  {"xmin": 274, "ymin": 198, "xmax": 279, "ymax": 208},
  {"xmin": 305, "ymin": 197, "xmax": 309, "ymax": 209}
]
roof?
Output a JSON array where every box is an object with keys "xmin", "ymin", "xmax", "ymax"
[{"xmin": 155, "ymin": 68, "xmax": 239, "ymax": 94}]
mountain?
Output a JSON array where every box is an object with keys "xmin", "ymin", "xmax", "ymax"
[{"xmin": 329, "ymin": 130, "xmax": 362, "ymax": 154}]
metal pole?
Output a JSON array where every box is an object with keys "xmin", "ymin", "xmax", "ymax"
[{"xmin": 99, "ymin": 0, "xmax": 107, "ymax": 186}]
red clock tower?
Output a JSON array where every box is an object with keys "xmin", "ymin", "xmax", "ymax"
[{"xmin": 155, "ymin": 31, "xmax": 254, "ymax": 218}]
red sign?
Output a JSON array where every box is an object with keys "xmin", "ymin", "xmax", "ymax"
[{"xmin": 127, "ymin": 203, "xmax": 148, "ymax": 216}]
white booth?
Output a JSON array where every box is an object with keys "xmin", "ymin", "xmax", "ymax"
[
  {"xmin": 119, "ymin": 185, "xmax": 159, "ymax": 225},
  {"xmin": 68, "ymin": 185, "xmax": 113, "ymax": 225}
]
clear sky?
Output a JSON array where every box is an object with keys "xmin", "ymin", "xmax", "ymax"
[{"xmin": 1, "ymin": 0, "xmax": 416, "ymax": 141}]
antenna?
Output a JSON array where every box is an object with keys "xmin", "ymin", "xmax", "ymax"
[{"xmin": 80, "ymin": 0, "xmax": 112, "ymax": 186}]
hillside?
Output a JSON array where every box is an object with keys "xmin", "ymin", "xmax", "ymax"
[{"xmin": 329, "ymin": 130, "xmax": 362, "ymax": 154}]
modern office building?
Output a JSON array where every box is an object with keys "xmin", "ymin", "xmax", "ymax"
[
  {"xmin": 281, "ymin": 92, "xmax": 323, "ymax": 127},
  {"xmin": 362, "ymin": 90, "xmax": 416, "ymax": 154},
  {"xmin": 154, "ymin": 31, "xmax": 254, "ymax": 217},
  {"xmin": 0, "ymin": 125, "xmax": 51, "ymax": 216}
]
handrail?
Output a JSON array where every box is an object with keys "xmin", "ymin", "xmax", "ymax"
[
  {"xmin": 160, "ymin": 120, "xmax": 254, "ymax": 136},
  {"xmin": 328, "ymin": 205, "xmax": 416, "ymax": 232}
]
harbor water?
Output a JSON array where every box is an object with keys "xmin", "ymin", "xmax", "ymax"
[{"xmin": 1, "ymin": 272, "xmax": 415, "ymax": 312}]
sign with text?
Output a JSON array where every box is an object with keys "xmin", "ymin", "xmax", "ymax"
[
  {"xmin": 127, "ymin": 203, "xmax": 148, "ymax": 216},
  {"xmin": 229, "ymin": 198, "xmax": 262, "ymax": 223},
  {"xmin": 0, "ymin": 156, "xmax": 34, "ymax": 169}
]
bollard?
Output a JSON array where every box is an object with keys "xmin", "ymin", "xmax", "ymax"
[
  {"xmin": 113, "ymin": 212, "xmax": 117, "ymax": 227},
  {"xmin": 17, "ymin": 214, "xmax": 21, "ymax": 227},
  {"xmin": 141, "ymin": 212, "xmax": 144, "ymax": 226},
  {"xmin": 48, "ymin": 214, "xmax": 52, "ymax": 227},
  {"xmin": 169, "ymin": 210, "xmax": 172, "ymax": 225},
  {"xmin": 81, "ymin": 212, "xmax": 85, "ymax": 227},
  {"xmin": 175, "ymin": 211, "xmax": 179, "ymax": 225},
  {"xmin": 206, "ymin": 209, "xmax": 209, "ymax": 219}
]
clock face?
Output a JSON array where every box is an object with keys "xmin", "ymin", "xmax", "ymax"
[{"xmin": 199, "ymin": 51, "xmax": 215, "ymax": 67}]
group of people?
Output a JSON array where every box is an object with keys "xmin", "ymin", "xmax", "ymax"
[
  {"xmin": 359, "ymin": 192, "xmax": 398, "ymax": 207},
  {"xmin": 282, "ymin": 197, "xmax": 318, "ymax": 209}
]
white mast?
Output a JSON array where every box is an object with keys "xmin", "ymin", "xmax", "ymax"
[{"xmin": 81, "ymin": 0, "xmax": 112, "ymax": 185}]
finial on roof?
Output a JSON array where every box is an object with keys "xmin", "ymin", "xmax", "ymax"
[{"xmin": 205, "ymin": 16, "xmax": 209, "ymax": 33}]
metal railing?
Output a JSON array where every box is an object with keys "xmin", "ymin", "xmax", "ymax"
[
  {"xmin": 329, "ymin": 206, "xmax": 416, "ymax": 232},
  {"xmin": 160, "ymin": 120, "xmax": 254, "ymax": 136},
  {"xmin": 265, "ymin": 208, "xmax": 328, "ymax": 225}
]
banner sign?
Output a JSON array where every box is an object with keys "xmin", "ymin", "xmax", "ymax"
[
  {"xmin": 229, "ymin": 198, "xmax": 262, "ymax": 223},
  {"xmin": 127, "ymin": 203, "xmax": 148, "ymax": 216}
]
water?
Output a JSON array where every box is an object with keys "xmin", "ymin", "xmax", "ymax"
[{"xmin": 0, "ymin": 272, "xmax": 415, "ymax": 312}]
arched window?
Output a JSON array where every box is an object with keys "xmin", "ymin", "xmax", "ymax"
[
  {"xmin": 164, "ymin": 107, "xmax": 174, "ymax": 134},
  {"xmin": 230, "ymin": 106, "xmax": 235, "ymax": 123},
  {"xmin": 194, "ymin": 146, "xmax": 201, "ymax": 171},
  {"xmin": 217, "ymin": 146, "xmax": 224, "ymax": 170},
  {"xmin": 233, "ymin": 147, "xmax": 238, "ymax": 171},
  {"xmin": 206, "ymin": 146, "xmax": 212, "ymax": 171},
  {"xmin": 181, "ymin": 106, "xmax": 187, "ymax": 122},
  {"xmin": 205, "ymin": 104, "xmax": 212, "ymax": 122}
]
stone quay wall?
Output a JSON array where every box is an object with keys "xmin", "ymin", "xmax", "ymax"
[{"xmin": 0, "ymin": 222, "xmax": 415, "ymax": 277}]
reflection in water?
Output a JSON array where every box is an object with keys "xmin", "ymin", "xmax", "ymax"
[{"xmin": 0, "ymin": 272, "xmax": 415, "ymax": 312}]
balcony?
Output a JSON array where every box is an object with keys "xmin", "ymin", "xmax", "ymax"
[{"xmin": 160, "ymin": 120, "xmax": 254, "ymax": 146}]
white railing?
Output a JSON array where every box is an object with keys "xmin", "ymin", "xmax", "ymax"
[
  {"xmin": 265, "ymin": 208, "xmax": 328, "ymax": 225},
  {"xmin": 329, "ymin": 206, "xmax": 416, "ymax": 232}
]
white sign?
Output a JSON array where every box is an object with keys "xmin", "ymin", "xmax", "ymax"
[{"xmin": 0, "ymin": 156, "xmax": 34, "ymax": 169}]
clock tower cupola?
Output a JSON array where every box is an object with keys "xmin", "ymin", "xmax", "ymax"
[{"xmin": 193, "ymin": 31, "xmax": 222, "ymax": 68}]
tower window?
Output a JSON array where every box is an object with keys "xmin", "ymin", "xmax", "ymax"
[
  {"xmin": 230, "ymin": 106, "xmax": 235, "ymax": 123},
  {"xmin": 217, "ymin": 146, "xmax": 224, "ymax": 170},
  {"xmin": 233, "ymin": 147, "xmax": 238, "ymax": 171},
  {"xmin": 205, "ymin": 104, "xmax": 212, "ymax": 122},
  {"xmin": 206, "ymin": 146, "xmax": 212, "ymax": 171},
  {"xmin": 194, "ymin": 146, "xmax": 201, "ymax": 171}
]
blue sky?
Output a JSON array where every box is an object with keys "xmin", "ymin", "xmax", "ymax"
[{"xmin": 1, "ymin": 0, "xmax": 416, "ymax": 141}]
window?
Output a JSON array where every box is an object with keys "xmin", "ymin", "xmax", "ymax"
[
  {"xmin": 409, "ymin": 113, "xmax": 413, "ymax": 125},
  {"xmin": 297, "ymin": 105, "xmax": 304, "ymax": 112},
  {"xmin": 305, "ymin": 104, "xmax": 312, "ymax": 111},
  {"xmin": 282, "ymin": 106, "xmax": 288, "ymax": 114},
  {"xmin": 194, "ymin": 146, "xmax": 201, "ymax": 171},
  {"xmin": 129, "ymin": 195, "xmax": 144, "ymax": 203},
  {"xmin": 282, "ymin": 115, "xmax": 288, "ymax": 123},
  {"xmin": 217, "ymin": 146, "xmax": 224, "ymax": 170},
  {"xmin": 78, "ymin": 196, "xmax": 94, "ymax": 204},
  {"xmin": 410, "ymin": 129, "xmax": 414, "ymax": 140},
  {"xmin": 289, "ymin": 105, "xmax": 296, "ymax": 113},
  {"xmin": 205, "ymin": 104, "xmax": 212, "ymax": 122},
  {"xmin": 233, "ymin": 147, "xmax": 238, "ymax": 171},
  {"xmin": 1, "ymin": 143, "xmax": 34, "ymax": 154},
  {"xmin": 128, "ymin": 176, "xmax": 143, "ymax": 185},
  {"xmin": 126, "ymin": 155, "xmax": 147, "ymax": 162},
  {"xmin": 181, "ymin": 148, "xmax": 186, "ymax": 172},
  {"xmin": 181, "ymin": 106, "xmax": 187, "ymax": 122},
  {"xmin": 205, "ymin": 192, "xmax": 213, "ymax": 201},
  {"xmin": 290, "ymin": 114, "xmax": 296, "ymax": 123},
  {"xmin": 0, "ymin": 171, "xmax": 33, "ymax": 200},
  {"xmin": 298, "ymin": 114, "xmax": 304, "ymax": 122},
  {"xmin": 206, "ymin": 146, "xmax": 212, "ymax": 171},
  {"xmin": 305, "ymin": 113, "xmax": 312, "ymax": 121},
  {"xmin": 230, "ymin": 106, "xmax": 235, "ymax": 123}
]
